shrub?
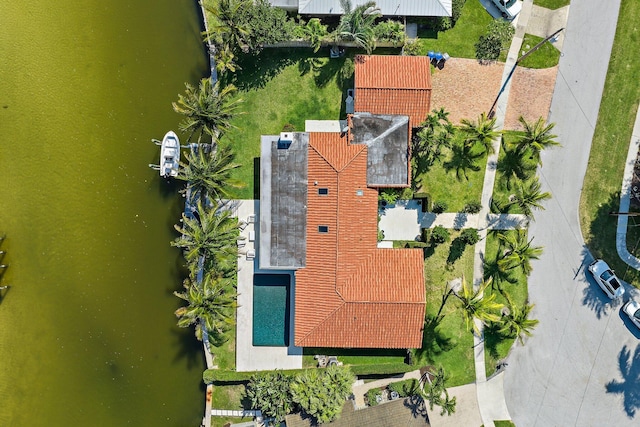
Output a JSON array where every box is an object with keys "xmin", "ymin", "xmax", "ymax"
[
  {"xmin": 404, "ymin": 241, "xmax": 428, "ymax": 249},
  {"xmin": 403, "ymin": 39, "xmax": 421, "ymax": 56},
  {"xmin": 378, "ymin": 229, "xmax": 385, "ymax": 242},
  {"xmin": 460, "ymin": 228, "xmax": 480, "ymax": 245},
  {"xmin": 463, "ymin": 201, "xmax": 482, "ymax": 214},
  {"xmin": 366, "ymin": 388, "xmax": 381, "ymax": 406},
  {"xmin": 431, "ymin": 225, "xmax": 450, "ymax": 244},
  {"xmin": 476, "ymin": 19, "xmax": 515, "ymax": 62},
  {"xmin": 432, "ymin": 201, "xmax": 448, "ymax": 213},
  {"xmin": 388, "ymin": 379, "xmax": 420, "ymax": 397},
  {"xmin": 421, "ymin": 228, "xmax": 431, "ymax": 243},
  {"xmin": 379, "ymin": 188, "xmax": 401, "ymax": 206},
  {"xmin": 291, "ymin": 366, "xmax": 355, "ymax": 424},
  {"xmin": 373, "ymin": 20, "xmax": 406, "ymax": 45},
  {"xmin": 246, "ymin": 371, "xmax": 295, "ymax": 422},
  {"xmin": 350, "ymin": 363, "xmax": 415, "ymax": 376},
  {"xmin": 282, "ymin": 123, "xmax": 296, "ymax": 132}
]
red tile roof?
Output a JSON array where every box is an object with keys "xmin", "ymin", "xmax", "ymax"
[
  {"xmin": 294, "ymin": 133, "xmax": 425, "ymax": 349},
  {"xmin": 354, "ymin": 55, "xmax": 432, "ymax": 127}
]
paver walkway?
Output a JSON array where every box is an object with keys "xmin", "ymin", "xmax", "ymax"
[{"xmin": 378, "ymin": 200, "xmax": 528, "ymax": 242}]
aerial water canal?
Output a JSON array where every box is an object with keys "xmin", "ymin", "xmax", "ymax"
[{"xmin": 0, "ymin": 1, "xmax": 207, "ymax": 425}]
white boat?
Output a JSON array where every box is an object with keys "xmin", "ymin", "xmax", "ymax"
[{"xmin": 159, "ymin": 131, "xmax": 180, "ymax": 178}]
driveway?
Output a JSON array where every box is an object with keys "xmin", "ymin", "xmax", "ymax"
[{"xmin": 502, "ymin": 0, "xmax": 640, "ymax": 426}]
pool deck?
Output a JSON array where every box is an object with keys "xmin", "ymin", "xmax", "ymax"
[{"xmin": 231, "ymin": 199, "xmax": 303, "ymax": 372}]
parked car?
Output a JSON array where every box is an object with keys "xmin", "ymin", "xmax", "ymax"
[
  {"xmin": 623, "ymin": 299, "xmax": 640, "ymax": 329},
  {"xmin": 588, "ymin": 259, "xmax": 625, "ymax": 299},
  {"xmin": 491, "ymin": 0, "xmax": 522, "ymax": 19}
]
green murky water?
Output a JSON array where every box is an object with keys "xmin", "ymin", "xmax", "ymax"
[{"xmin": 0, "ymin": 1, "xmax": 208, "ymax": 425}]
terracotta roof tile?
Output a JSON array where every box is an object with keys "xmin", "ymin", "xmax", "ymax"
[
  {"xmin": 294, "ymin": 132, "xmax": 425, "ymax": 349},
  {"xmin": 354, "ymin": 55, "xmax": 432, "ymax": 128},
  {"xmin": 355, "ymin": 55, "xmax": 432, "ymax": 89}
]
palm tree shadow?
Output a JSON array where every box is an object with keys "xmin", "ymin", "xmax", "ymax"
[
  {"xmin": 413, "ymin": 315, "xmax": 454, "ymax": 364},
  {"xmin": 605, "ymin": 344, "xmax": 640, "ymax": 418},
  {"xmin": 483, "ymin": 322, "xmax": 507, "ymax": 361},
  {"xmin": 581, "ymin": 276, "xmax": 621, "ymax": 319},
  {"xmin": 171, "ymin": 326, "xmax": 205, "ymax": 371},
  {"xmin": 403, "ymin": 394, "xmax": 429, "ymax": 421}
]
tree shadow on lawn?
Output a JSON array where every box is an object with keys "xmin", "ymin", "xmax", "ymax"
[
  {"xmin": 225, "ymin": 49, "xmax": 298, "ymax": 91},
  {"xmin": 413, "ymin": 315, "xmax": 454, "ymax": 364},
  {"xmin": 605, "ymin": 343, "xmax": 640, "ymax": 418}
]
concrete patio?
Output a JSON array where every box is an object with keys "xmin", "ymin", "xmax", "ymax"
[{"xmin": 230, "ymin": 199, "xmax": 303, "ymax": 372}]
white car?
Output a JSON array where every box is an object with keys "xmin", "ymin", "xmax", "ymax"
[
  {"xmin": 588, "ymin": 259, "xmax": 625, "ymax": 299},
  {"xmin": 492, "ymin": 0, "xmax": 522, "ymax": 19},
  {"xmin": 623, "ymin": 300, "xmax": 640, "ymax": 330}
]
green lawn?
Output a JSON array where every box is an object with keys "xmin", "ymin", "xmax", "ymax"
[
  {"xmin": 518, "ymin": 34, "xmax": 561, "ymax": 69},
  {"xmin": 415, "ymin": 229, "xmax": 476, "ymax": 386},
  {"xmin": 222, "ymin": 49, "xmax": 349, "ymax": 199},
  {"xmin": 302, "ymin": 348, "xmax": 406, "ymax": 368},
  {"xmin": 414, "ymin": 0, "xmax": 495, "ymax": 59},
  {"xmin": 579, "ymin": 0, "xmax": 640, "ymax": 286},
  {"xmin": 413, "ymin": 144, "xmax": 487, "ymax": 213},
  {"xmin": 482, "ymin": 231, "xmax": 530, "ymax": 377},
  {"xmin": 533, "ymin": 0, "xmax": 570, "ymax": 9}
]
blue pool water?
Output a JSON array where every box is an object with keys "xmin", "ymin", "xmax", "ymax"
[{"xmin": 253, "ymin": 274, "xmax": 290, "ymax": 346}]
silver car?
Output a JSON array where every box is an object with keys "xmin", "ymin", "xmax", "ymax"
[
  {"xmin": 491, "ymin": 0, "xmax": 522, "ymax": 19},
  {"xmin": 623, "ymin": 300, "xmax": 640, "ymax": 330},
  {"xmin": 588, "ymin": 259, "xmax": 625, "ymax": 299}
]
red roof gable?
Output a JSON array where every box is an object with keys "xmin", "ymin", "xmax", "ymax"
[
  {"xmin": 294, "ymin": 132, "xmax": 425, "ymax": 349},
  {"xmin": 354, "ymin": 55, "xmax": 432, "ymax": 127}
]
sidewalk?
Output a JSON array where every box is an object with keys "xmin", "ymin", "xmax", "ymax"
[{"xmin": 616, "ymin": 102, "xmax": 640, "ymax": 270}]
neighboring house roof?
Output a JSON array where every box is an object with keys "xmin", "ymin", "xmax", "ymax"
[
  {"xmin": 259, "ymin": 133, "xmax": 309, "ymax": 270},
  {"xmin": 285, "ymin": 396, "xmax": 430, "ymax": 427},
  {"xmin": 296, "ymin": 0, "xmax": 452, "ymax": 17},
  {"xmin": 355, "ymin": 55, "xmax": 432, "ymax": 127},
  {"xmin": 350, "ymin": 113, "xmax": 410, "ymax": 187},
  {"xmin": 294, "ymin": 132, "xmax": 425, "ymax": 349}
]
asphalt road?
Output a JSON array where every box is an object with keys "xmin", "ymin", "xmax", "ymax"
[{"xmin": 502, "ymin": 1, "xmax": 640, "ymax": 426}]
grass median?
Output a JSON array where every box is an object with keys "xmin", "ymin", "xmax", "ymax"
[{"xmin": 579, "ymin": 0, "xmax": 640, "ymax": 286}]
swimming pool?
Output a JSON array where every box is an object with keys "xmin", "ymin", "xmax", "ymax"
[{"xmin": 253, "ymin": 274, "xmax": 291, "ymax": 346}]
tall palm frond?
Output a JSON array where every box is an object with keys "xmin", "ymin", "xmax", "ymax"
[
  {"xmin": 454, "ymin": 276, "xmax": 503, "ymax": 335},
  {"xmin": 496, "ymin": 230, "xmax": 543, "ymax": 275},
  {"xmin": 510, "ymin": 116, "xmax": 560, "ymax": 164},
  {"xmin": 499, "ymin": 292, "xmax": 539, "ymax": 344},
  {"xmin": 508, "ymin": 176, "xmax": 551, "ymax": 218},
  {"xmin": 460, "ymin": 112, "xmax": 500, "ymax": 155},
  {"xmin": 172, "ymin": 79, "xmax": 244, "ymax": 143}
]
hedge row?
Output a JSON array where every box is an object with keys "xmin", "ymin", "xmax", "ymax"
[{"xmin": 204, "ymin": 363, "xmax": 416, "ymax": 384}]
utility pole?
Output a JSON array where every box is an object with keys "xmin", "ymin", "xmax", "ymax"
[{"xmin": 488, "ymin": 28, "xmax": 564, "ymax": 118}]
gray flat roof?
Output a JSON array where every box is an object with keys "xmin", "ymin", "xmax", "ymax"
[
  {"xmin": 350, "ymin": 113, "xmax": 409, "ymax": 187},
  {"xmin": 259, "ymin": 134, "xmax": 308, "ymax": 269}
]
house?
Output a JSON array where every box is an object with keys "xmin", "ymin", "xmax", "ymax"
[
  {"xmin": 269, "ymin": 0, "xmax": 452, "ymax": 18},
  {"xmin": 258, "ymin": 55, "xmax": 432, "ymax": 349}
]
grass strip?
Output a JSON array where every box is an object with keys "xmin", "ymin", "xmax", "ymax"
[{"xmin": 579, "ymin": 0, "xmax": 640, "ymax": 286}]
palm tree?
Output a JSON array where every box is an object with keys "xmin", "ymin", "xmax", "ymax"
[
  {"xmin": 172, "ymin": 78, "xmax": 244, "ymax": 143},
  {"xmin": 421, "ymin": 366, "xmax": 457, "ymax": 416},
  {"xmin": 173, "ymin": 272, "xmax": 237, "ymax": 343},
  {"xmin": 509, "ymin": 116, "xmax": 560, "ymax": 164},
  {"xmin": 172, "ymin": 201, "xmax": 239, "ymax": 268},
  {"xmin": 178, "ymin": 144, "xmax": 243, "ymax": 204},
  {"xmin": 496, "ymin": 230, "xmax": 543, "ymax": 275},
  {"xmin": 336, "ymin": 0, "xmax": 381, "ymax": 55},
  {"xmin": 499, "ymin": 292, "xmax": 539, "ymax": 344},
  {"xmin": 508, "ymin": 176, "xmax": 551, "ymax": 217},
  {"xmin": 215, "ymin": 44, "xmax": 239, "ymax": 75},
  {"xmin": 203, "ymin": 0, "xmax": 249, "ymax": 53},
  {"xmin": 496, "ymin": 137, "xmax": 537, "ymax": 190},
  {"xmin": 454, "ymin": 276, "xmax": 503, "ymax": 335},
  {"xmin": 460, "ymin": 112, "xmax": 500, "ymax": 155},
  {"xmin": 444, "ymin": 141, "xmax": 483, "ymax": 181},
  {"xmin": 303, "ymin": 18, "xmax": 329, "ymax": 52}
]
